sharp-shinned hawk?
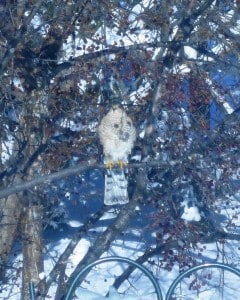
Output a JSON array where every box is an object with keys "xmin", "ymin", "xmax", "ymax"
[{"xmin": 98, "ymin": 105, "xmax": 136, "ymax": 205}]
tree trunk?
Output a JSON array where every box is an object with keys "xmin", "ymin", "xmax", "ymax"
[
  {"xmin": 21, "ymin": 204, "xmax": 44, "ymax": 300},
  {"xmin": 0, "ymin": 193, "xmax": 22, "ymax": 282}
]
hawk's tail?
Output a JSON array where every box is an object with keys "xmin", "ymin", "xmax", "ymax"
[{"xmin": 104, "ymin": 168, "xmax": 128, "ymax": 205}]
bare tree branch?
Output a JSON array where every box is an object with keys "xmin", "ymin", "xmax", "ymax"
[
  {"xmin": 45, "ymin": 205, "xmax": 108, "ymax": 293},
  {"xmin": 0, "ymin": 0, "xmax": 45, "ymax": 74},
  {"xmin": 57, "ymin": 169, "xmax": 147, "ymax": 299},
  {"xmin": 0, "ymin": 161, "xmax": 172, "ymax": 200}
]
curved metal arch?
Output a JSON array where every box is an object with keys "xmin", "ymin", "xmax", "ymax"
[
  {"xmin": 165, "ymin": 262, "xmax": 240, "ymax": 300},
  {"xmin": 65, "ymin": 256, "xmax": 163, "ymax": 300}
]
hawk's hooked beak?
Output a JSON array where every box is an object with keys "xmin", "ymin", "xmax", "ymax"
[{"xmin": 111, "ymin": 104, "xmax": 120, "ymax": 111}]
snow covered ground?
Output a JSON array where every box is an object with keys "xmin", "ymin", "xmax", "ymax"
[{"xmin": 3, "ymin": 194, "xmax": 240, "ymax": 300}]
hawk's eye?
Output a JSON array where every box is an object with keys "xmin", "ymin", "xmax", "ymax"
[
  {"xmin": 114, "ymin": 123, "xmax": 119, "ymax": 128},
  {"xmin": 127, "ymin": 121, "xmax": 132, "ymax": 126}
]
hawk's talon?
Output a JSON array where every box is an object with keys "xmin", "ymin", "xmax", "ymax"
[
  {"xmin": 106, "ymin": 161, "xmax": 114, "ymax": 169},
  {"xmin": 118, "ymin": 161, "xmax": 127, "ymax": 168},
  {"xmin": 105, "ymin": 161, "xmax": 127, "ymax": 169}
]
